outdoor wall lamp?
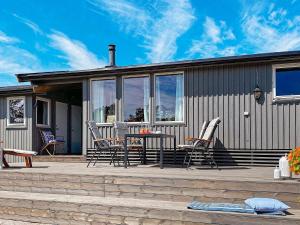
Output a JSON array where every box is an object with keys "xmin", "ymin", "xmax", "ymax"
[{"xmin": 253, "ymin": 85, "xmax": 262, "ymax": 101}]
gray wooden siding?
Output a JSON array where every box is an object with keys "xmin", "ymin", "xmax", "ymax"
[
  {"xmin": 0, "ymin": 95, "xmax": 33, "ymax": 163},
  {"xmin": 85, "ymin": 61, "xmax": 300, "ymax": 165}
]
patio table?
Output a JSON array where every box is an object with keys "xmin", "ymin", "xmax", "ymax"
[{"xmin": 124, "ymin": 133, "xmax": 176, "ymax": 169}]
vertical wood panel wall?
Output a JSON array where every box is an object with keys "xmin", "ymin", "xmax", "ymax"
[
  {"xmin": 0, "ymin": 95, "xmax": 33, "ymax": 163},
  {"xmin": 86, "ymin": 61, "xmax": 300, "ymax": 165}
]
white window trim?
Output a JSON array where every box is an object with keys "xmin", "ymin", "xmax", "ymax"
[
  {"xmin": 90, "ymin": 77, "xmax": 117, "ymax": 126},
  {"xmin": 36, "ymin": 97, "xmax": 51, "ymax": 128},
  {"xmin": 122, "ymin": 74, "xmax": 151, "ymax": 125},
  {"xmin": 153, "ymin": 71, "xmax": 185, "ymax": 125},
  {"xmin": 272, "ymin": 63, "xmax": 300, "ymax": 101},
  {"xmin": 7, "ymin": 96, "xmax": 26, "ymax": 128}
]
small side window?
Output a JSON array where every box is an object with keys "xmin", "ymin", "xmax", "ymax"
[{"xmin": 36, "ymin": 98, "xmax": 50, "ymax": 126}]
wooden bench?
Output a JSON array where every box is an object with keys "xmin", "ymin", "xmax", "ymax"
[{"xmin": 2, "ymin": 149, "xmax": 37, "ymax": 168}]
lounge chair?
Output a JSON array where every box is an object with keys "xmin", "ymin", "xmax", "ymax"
[
  {"xmin": 113, "ymin": 122, "xmax": 143, "ymax": 165},
  {"xmin": 2, "ymin": 148, "xmax": 37, "ymax": 168},
  {"xmin": 86, "ymin": 121, "xmax": 122, "ymax": 167},
  {"xmin": 40, "ymin": 129, "xmax": 65, "ymax": 156},
  {"xmin": 178, "ymin": 118, "xmax": 220, "ymax": 168}
]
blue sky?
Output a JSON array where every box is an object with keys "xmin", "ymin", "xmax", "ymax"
[{"xmin": 0, "ymin": 0, "xmax": 300, "ymax": 86}]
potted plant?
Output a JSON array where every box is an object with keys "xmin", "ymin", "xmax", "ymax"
[{"xmin": 288, "ymin": 147, "xmax": 300, "ymax": 175}]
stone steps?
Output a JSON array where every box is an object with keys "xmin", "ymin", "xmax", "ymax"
[
  {"xmin": 0, "ymin": 171, "xmax": 299, "ymax": 209},
  {"xmin": 0, "ymin": 191, "xmax": 299, "ymax": 225}
]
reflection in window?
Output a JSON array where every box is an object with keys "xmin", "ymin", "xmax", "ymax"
[
  {"xmin": 123, "ymin": 77, "xmax": 149, "ymax": 122},
  {"xmin": 155, "ymin": 74, "xmax": 184, "ymax": 122},
  {"xmin": 276, "ymin": 67, "xmax": 300, "ymax": 97},
  {"xmin": 7, "ymin": 97, "xmax": 25, "ymax": 125},
  {"xmin": 92, "ymin": 79, "xmax": 116, "ymax": 123},
  {"xmin": 37, "ymin": 99, "xmax": 49, "ymax": 126}
]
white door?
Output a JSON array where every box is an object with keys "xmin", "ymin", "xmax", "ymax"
[
  {"xmin": 55, "ymin": 102, "xmax": 68, "ymax": 154},
  {"xmin": 71, "ymin": 105, "xmax": 82, "ymax": 154}
]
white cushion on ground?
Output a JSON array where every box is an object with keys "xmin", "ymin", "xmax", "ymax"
[{"xmin": 3, "ymin": 149, "xmax": 37, "ymax": 155}]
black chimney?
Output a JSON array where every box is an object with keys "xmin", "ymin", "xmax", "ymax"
[{"xmin": 108, "ymin": 44, "xmax": 116, "ymax": 67}]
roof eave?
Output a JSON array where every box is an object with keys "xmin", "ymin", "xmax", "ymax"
[{"xmin": 16, "ymin": 51, "xmax": 300, "ymax": 82}]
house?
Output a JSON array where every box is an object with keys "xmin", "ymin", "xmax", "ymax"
[{"xmin": 1, "ymin": 45, "xmax": 300, "ymax": 165}]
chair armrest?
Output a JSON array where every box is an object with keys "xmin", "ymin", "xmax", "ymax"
[
  {"xmin": 200, "ymin": 139, "xmax": 211, "ymax": 143},
  {"xmin": 185, "ymin": 137, "xmax": 211, "ymax": 143},
  {"xmin": 93, "ymin": 138, "xmax": 108, "ymax": 142},
  {"xmin": 93, "ymin": 138, "xmax": 117, "ymax": 144},
  {"xmin": 185, "ymin": 137, "xmax": 199, "ymax": 142},
  {"xmin": 106, "ymin": 138, "xmax": 115, "ymax": 141}
]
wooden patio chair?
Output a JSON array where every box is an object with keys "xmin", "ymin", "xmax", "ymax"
[
  {"xmin": 40, "ymin": 129, "xmax": 65, "ymax": 156},
  {"xmin": 178, "ymin": 118, "xmax": 220, "ymax": 168},
  {"xmin": 113, "ymin": 122, "xmax": 143, "ymax": 165},
  {"xmin": 86, "ymin": 121, "xmax": 122, "ymax": 167}
]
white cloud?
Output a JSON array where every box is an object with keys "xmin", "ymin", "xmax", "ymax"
[
  {"xmin": 88, "ymin": 0, "xmax": 195, "ymax": 63},
  {"xmin": 241, "ymin": 1, "xmax": 300, "ymax": 52},
  {"xmin": 49, "ymin": 30, "xmax": 106, "ymax": 70},
  {"xmin": 268, "ymin": 7, "xmax": 287, "ymax": 25},
  {"xmin": 88, "ymin": 0, "xmax": 150, "ymax": 35},
  {"xmin": 0, "ymin": 31, "xmax": 19, "ymax": 43},
  {"xmin": 0, "ymin": 45, "xmax": 40, "ymax": 75},
  {"xmin": 188, "ymin": 17, "xmax": 237, "ymax": 58},
  {"xmin": 12, "ymin": 15, "xmax": 104, "ymax": 70},
  {"xmin": 13, "ymin": 14, "xmax": 43, "ymax": 35},
  {"xmin": 204, "ymin": 17, "xmax": 222, "ymax": 43},
  {"xmin": 0, "ymin": 32, "xmax": 40, "ymax": 79},
  {"xmin": 145, "ymin": 0, "xmax": 195, "ymax": 62}
]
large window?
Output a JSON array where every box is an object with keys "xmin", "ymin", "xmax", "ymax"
[
  {"xmin": 275, "ymin": 66, "xmax": 300, "ymax": 98},
  {"xmin": 7, "ymin": 96, "xmax": 26, "ymax": 126},
  {"xmin": 36, "ymin": 98, "xmax": 50, "ymax": 126},
  {"xmin": 91, "ymin": 79, "xmax": 116, "ymax": 124},
  {"xmin": 155, "ymin": 73, "xmax": 184, "ymax": 122},
  {"xmin": 123, "ymin": 76, "xmax": 150, "ymax": 122}
]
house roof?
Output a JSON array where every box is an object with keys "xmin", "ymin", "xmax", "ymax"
[
  {"xmin": 17, "ymin": 51, "xmax": 300, "ymax": 82},
  {"xmin": 0, "ymin": 85, "xmax": 32, "ymax": 96}
]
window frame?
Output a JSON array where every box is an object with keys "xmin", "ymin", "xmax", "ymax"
[
  {"xmin": 273, "ymin": 63, "xmax": 300, "ymax": 101},
  {"xmin": 6, "ymin": 96, "xmax": 26, "ymax": 128},
  {"xmin": 90, "ymin": 77, "xmax": 117, "ymax": 126},
  {"xmin": 153, "ymin": 71, "xmax": 185, "ymax": 125},
  {"xmin": 36, "ymin": 97, "xmax": 51, "ymax": 128},
  {"xmin": 121, "ymin": 74, "xmax": 151, "ymax": 125}
]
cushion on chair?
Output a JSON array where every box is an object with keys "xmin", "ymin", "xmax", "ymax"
[
  {"xmin": 41, "ymin": 130, "xmax": 54, "ymax": 143},
  {"xmin": 245, "ymin": 198, "xmax": 290, "ymax": 213},
  {"xmin": 42, "ymin": 130, "xmax": 64, "ymax": 143}
]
